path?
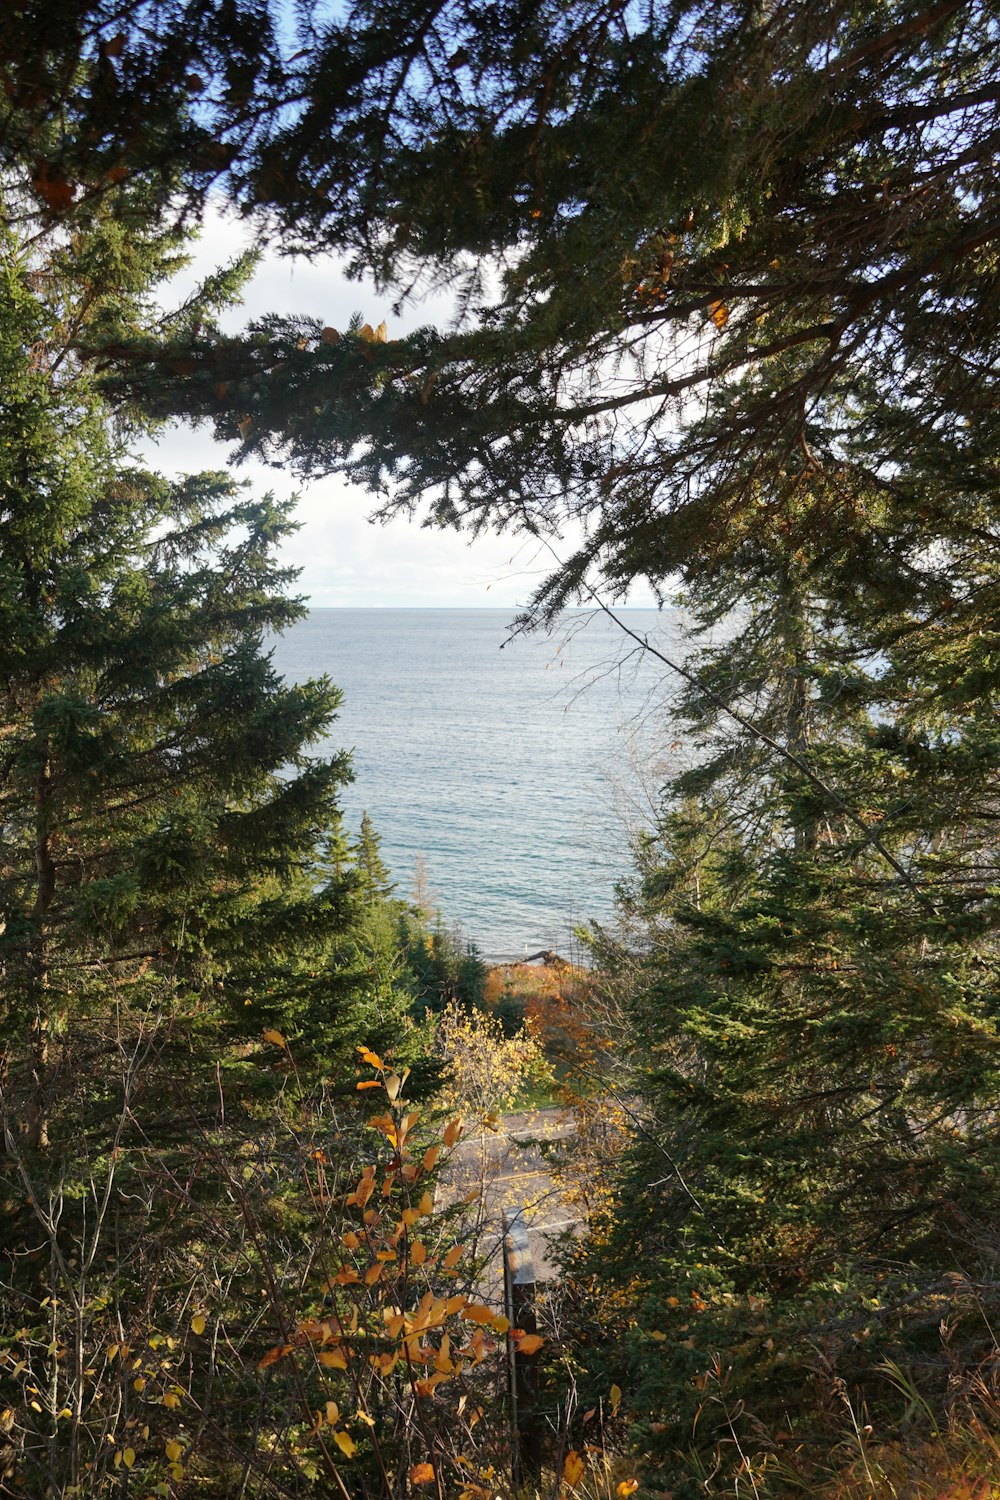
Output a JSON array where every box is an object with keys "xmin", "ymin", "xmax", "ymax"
[{"xmin": 439, "ymin": 1107, "xmax": 581, "ymax": 1284}]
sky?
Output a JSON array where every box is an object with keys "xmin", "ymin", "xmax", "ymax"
[{"xmin": 151, "ymin": 210, "xmax": 659, "ymax": 611}]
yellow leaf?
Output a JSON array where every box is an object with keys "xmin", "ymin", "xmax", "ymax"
[
  {"xmin": 708, "ymin": 299, "xmax": 729, "ymax": 329},
  {"xmin": 191, "ymin": 1313, "xmax": 206, "ymax": 1335},
  {"xmin": 462, "ymin": 1303, "xmax": 494, "ymax": 1325},
  {"xmin": 334, "ymin": 1430, "xmax": 356, "ymax": 1458},
  {"xmin": 649, "ymin": 1330, "xmax": 667, "ymax": 1341},
  {"xmin": 374, "ymin": 321, "xmax": 388, "ymax": 343},
  {"xmin": 610, "ymin": 1383, "xmax": 622, "ymax": 1414},
  {"xmin": 617, "ymin": 1482, "xmax": 639, "ymax": 1497},
  {"xmin": 418, "ymin": 1190, "xmax": 433, "ymax": 1215},
  {"xmin": 410, "ymin": 1462, "xmax": 436, "ymax": 1485},
  {"xmin": 410, "ymin": 1241, "xmax": 427, "ymax": 1267},
  {"xmin": 133, "ymin": 1377, "xmax": 146, "ymax": 1392},
  {"xmin": 262, "ymin": 1028, "xmax": 286, "ymax": 1048},
  {"xmin": 563, "ymin": 1450, "xmax": 585, "ymax": 1487},
  {"xmin": 358, "ymin": 323, "xmax": 376, "ymax": 342},
  {"xmin": 385, "ymin": 1071, "xmax": 402, "ymax": 1099},
  {"xmin": 491, "ymin": 1315, "xmax": 510, "ymax": 1335},
  {"xmin": 325, "ymin": 1401, "xmax": 340, "ymax": 1427},
  {"xmin": 358, "ymin": 1046, "xmax": 384, "ymax": 1068},
  {"xmin": 319, "ymin": 1349, "xmax": 348, "ymax": 1370},
  {"xmin": 162, "ymin": 1392, "xmax": 180, "ymax": 1409},
  {"xmin": 169, "ymin": 1461, "xmax": 184, "ymax": 1480},
  {"xmin": 123, "ymin": 1448, "xmax": 136, "ymax": 1469},
  {"xmin": 166, "ymin": 1439, "xmax": 183, "ymax": 1462}
]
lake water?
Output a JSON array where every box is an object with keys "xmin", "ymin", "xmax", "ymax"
[{"xmin": 268, "ymin": 609, "xmax": 682, "ymax": 959}]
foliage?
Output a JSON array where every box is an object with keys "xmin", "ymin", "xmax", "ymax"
[
  {"xmin": 400, "ymin": 915, "xmax": 489, "ymax": 1019},
  {"xmin": 434, "ymin": 1002, "xmax": 551, "ymax": 1129},
  {"xmin": 4, "ymin": 7, "xmax": 1000, "ymax": 1499},
  {"xmin": 0, "ymin": 176, "xmax": 383, "ymax": 1497},
  {"xmin": 563, "ymin": 539, "xmax": 1000, "ymax": 1494},
  {"xmin": 18, "ymin": 0, "xmax": 990, "ymax": 653},
  {"xmin": 251, "ymin": 1048, "xmax": 546, "ymax": 1500}
]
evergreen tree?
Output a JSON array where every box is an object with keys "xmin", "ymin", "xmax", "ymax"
[
  {"xmin": 354, "ymin": 808, "xmax": 395, "ymax": 903},
  {"xmin": 0, "ymin": 183, "xmax": 367, "ymax": 1496},
  {"xmin": 572, "ymin": 522, "xmax": 1000, "ymax": 1490},
  {"xmin": 25, "ymin": 0, "xmax": 986, "ymax": 658}
]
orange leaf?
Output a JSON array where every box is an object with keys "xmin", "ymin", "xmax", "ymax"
[
  {"xmin": 462, "ymin": 1304, "xmax": 494, "ymax": 1325},
  {"xmin": 443, "ymin": 1118, "xmax": 463, "ymax": 1147},
  {"xmin": 358, "ymin": 1046, "xmax": 384, "ymax": 1069},
  {"xmin": 410, "ymin": 1462, "xmax": 436, "ymax": 1485},
  {"xmin": 442, "ymin": 1244, "xmax": 463, "ymax": 1271},
  {"xmin": 262, "ymin": 1028, "xmax": 286, "ymax": 1047},
  {"xmin": 563, "ymin": 1450, "xmax": 585, "ymax": 1487},
  {"xmin": 32, "ymin": 162, "xmax": 76, "ymax": 211},
  {"xmin": 410, "ymin": 1241, "xmax": 427, "ymax": 1267},
  {"xmin": 617, "ymin": 1483, "xmax": 640, "ymax": 1497},
  {"xmin": 516, "ymin": 1333, "xmax": 544, "ymax": 1356},
  {"xmin": 708, "ymin": 299, "xmax": 729, "ymax": 329},
  {"xmin": 356, "ymin": 1080, "xmax": 382, "ymax": 1089}
]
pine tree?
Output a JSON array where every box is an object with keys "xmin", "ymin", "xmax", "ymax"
[
  {"xmin": 572, "ymin": 522, "xmax": 1000, "ymax": 1490},
  {"xmin": 0, "ymin": 183, "xmax": 368, "ymax": 1496},
  {"xmin": 354, "ymin": 808, "xmax": 395, "ymax": 903}
]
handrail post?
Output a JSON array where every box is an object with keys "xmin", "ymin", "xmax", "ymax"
[{"xmin": 502, "ymin": 1209, "xmax": 541, "ymax": 1486}]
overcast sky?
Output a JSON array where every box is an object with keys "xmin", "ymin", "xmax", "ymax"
[{"xmin": 149, "ymin": 210, "xmax": 658, "ymax": 610}]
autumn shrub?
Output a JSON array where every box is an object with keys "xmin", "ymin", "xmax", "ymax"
[
  {"xmin": 434, "ymin": 1003, "xmax": 552, "ymax": 1127},
  {"xmin": 246, "ymin": 1045, "xmax": 564, "ymax": 1500},
  {"xmin": 1, "ymin": 1038, "xmax": 540, "ymax": 1497}
]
